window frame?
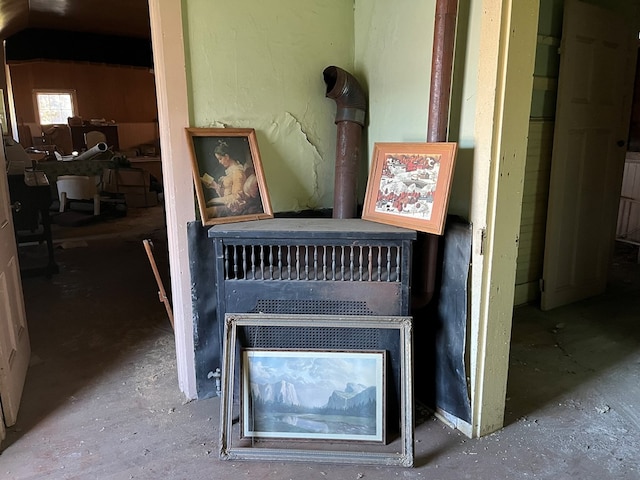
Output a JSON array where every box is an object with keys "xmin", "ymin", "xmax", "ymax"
[{"xmin": 33, "ymin": 89, "xmax": 78, "ymax": 125}]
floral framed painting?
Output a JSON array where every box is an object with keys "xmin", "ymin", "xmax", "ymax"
[
  {"xmin": 362, "ymin": 142, "xmax": 457, "ymax": 235},
  {"xmin": 185, "ymin": 127, "xmax": 273, "ymax": 226}
]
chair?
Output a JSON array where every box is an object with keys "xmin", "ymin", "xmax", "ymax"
[
  {"xmin": 41, "ymin": 124, "xmax": 73, "ymax": 155},
  {"xmin": 56, "ymin": 175, "xmax": 101, "ymax": 215},
  {"xmin": 17, "ymin": 124, "xmax": 33, "ymax": 148},
  {"xmin": 67, "ymin": 116, "xmax": 83, "ymax": 127},
  {"xmin": 101, "ymin": 167, "xmax": 157, "ymax": 207},
  {"xmin": 84, "ymin": 130, "xmax": 107, "ymax": 150}
]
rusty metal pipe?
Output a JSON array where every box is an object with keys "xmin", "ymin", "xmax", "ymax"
[
  {"xmin": 428, "ymin": 0, "xmax": 458, "ymax": 143},
  {"xmin": 414, "ymin": 0, "xmax": 458, "ymax": 309},
  {"xmin": 323, "ymin": 65, "xmax": 367, "ymax": 219}
]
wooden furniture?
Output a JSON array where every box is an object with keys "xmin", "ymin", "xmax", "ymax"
[
  {"xmin": 101, "ymin": 167, "xmax": 158, "ymax": 207},
  {"xmin": 70, "ymin": 124, "xmax": 119, "ymax": 151},
  {"xmin": 129, "ymin": 156, "xmax": 162, "ymax": 184},
  {"xmin": 8, "ymin": 173, "xmax": 58, "ymax": 278}
]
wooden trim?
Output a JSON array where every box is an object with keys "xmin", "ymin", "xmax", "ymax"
[
  {"xmin": 471, "ymin": 0, "xmax": 539, "ymax": 438},
  {"xmin": 148, "ymin": 0, "xmax": 197, "ymax": 398}
]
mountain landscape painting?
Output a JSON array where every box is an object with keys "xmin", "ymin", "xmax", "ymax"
[{"xmin": 242, "ymin": 349, "xmax": 385, "ymax": 442}]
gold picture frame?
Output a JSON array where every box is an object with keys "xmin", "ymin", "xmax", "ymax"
[{"xmin": 186, "ymin": 127, "xmax": 273, "ymax": 226}]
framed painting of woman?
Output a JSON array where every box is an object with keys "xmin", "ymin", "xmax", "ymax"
[{"xmin": 186, "ymin": 127, "xmax": 273, "ymax": 226}]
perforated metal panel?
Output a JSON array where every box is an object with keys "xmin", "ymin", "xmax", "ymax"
[
  {"xmin": 241, "ymin": 325, "xmax": 381, "ymax": 350},
  {"xmin": 210, "ymin": 218, "xmax": 415, "ymax": 359},
  {"xmin": 253, "ymin": 299, "xmax": 374, "ymax": 316}
]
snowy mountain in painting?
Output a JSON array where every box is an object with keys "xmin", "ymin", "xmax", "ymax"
[
  {"xmin": 251, "ymin": 380, "xmax": 299, "ymax": 405},
  {"xmin": 325, "ymin": 382, "xmax": 376, "ymax": 410}
]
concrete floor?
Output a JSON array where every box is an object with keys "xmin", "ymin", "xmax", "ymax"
[{"xmin": 1, "ymin": 205, "xmax": 639, "ymax": 479}]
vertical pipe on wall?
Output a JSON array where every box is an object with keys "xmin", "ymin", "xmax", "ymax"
[
  {"xmin": 428, "ymin": 0, "xmax": 458, "ymax": 143},
  {"xmin": 413, "ymin": 0, "xmax": 458, "ymax": 309},
  {"xmin": 323, "ymin": 65, "xmax": 367, "ymax": 219}
]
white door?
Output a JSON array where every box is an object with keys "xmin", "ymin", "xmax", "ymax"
[
  {"xmin": 541, "ymin": 0, "xmax": 637, "ymax": 310},
  {"xmin": 0, "ymin": 140, "xmax": 31, "ymax": 437}
]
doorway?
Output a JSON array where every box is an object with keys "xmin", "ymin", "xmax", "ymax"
[
  {"xmin": 2, "ymin": 0, "xmax": 172, "ymax": 437},
  {"xmin": 516, "ymin": 0, "xmax": 639, "ymax": 310}
]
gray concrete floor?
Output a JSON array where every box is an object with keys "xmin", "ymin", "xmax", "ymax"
[{"xmin": 1, "ymin": 205, "xmax": 639, "ymax": 479}]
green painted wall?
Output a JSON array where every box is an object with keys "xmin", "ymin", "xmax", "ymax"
[
  {"xmin": 182, "ymin": 0, "xmax": 485, "ymax": 219},
  {"xmin": 354, "ymin": 0, "xmax": 481, "ymax": 220},
  {"xmin": 183, "ymin": 0, "xmax": 354, "ymax": 212},
  {"xmin": 354, "ymin": 1, "xmax": 433, "ymax": 150},
  {"xmin": 353, "ymin": 0, "xmax": 434, "ymax": 204},
  {"xmin": 176, "ymin": 0, "xmax": 539, "ymax": 432}
]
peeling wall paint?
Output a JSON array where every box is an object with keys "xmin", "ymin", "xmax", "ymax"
[
  {"xmin": 183, "ymin": 0, "xmax": 484, "ymax": 216},
  {"xmin": 208, "ymin": 113, "xmax": 327, "ymax": 211},
  {"xmin": 183, "ymin": 0, "xmax": 354, "ymax": 213}
]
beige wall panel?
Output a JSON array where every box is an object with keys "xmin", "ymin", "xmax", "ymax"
[
  {"xmin": 9, "ymin": 61, "xmax": 157, "ymax": 124},
  {"xmin": 117, "ymin": 122, "xmax": 159, "ymax": 151}
]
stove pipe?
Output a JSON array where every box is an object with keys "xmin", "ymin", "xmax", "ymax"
[{"xmin": 323, "ymin": 66, "xmax": 366, "ymax": 219}]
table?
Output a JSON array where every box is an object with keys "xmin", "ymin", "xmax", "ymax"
[{"xmin": 36, "ymin": 157, "xmax": 117, "ymax": 199}]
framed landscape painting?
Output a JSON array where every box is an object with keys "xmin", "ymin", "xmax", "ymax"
[
  {"xmin": 362, "ymin": 142, "xmax": 457, "ymax": 235},
  {"xmin": 241, "ymin": 349, "xmax": 385, "ymax": 442},
  {"xmin": 219, "ymin": 313, "xmax": 415, "ymax": 467}
]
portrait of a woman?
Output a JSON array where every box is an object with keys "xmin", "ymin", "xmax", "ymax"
[
  {"xmin": 187, "ymin": 127, "xmax": 272, "ymax": 225},
  {"xmin": 200, "ymin": 138, "xmax": 262, "ymax": 218}
]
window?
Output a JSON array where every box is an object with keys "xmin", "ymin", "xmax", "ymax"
[{"xmin": 34, "ymin": 90, "xmax": 77, "ymax": 125}]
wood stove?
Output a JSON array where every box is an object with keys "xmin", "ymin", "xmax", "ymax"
[
  {"xmin": 208, "ymin": 218, "xmax": 416, "ymax": 409},
  {"xmin": 209, "ymin": 218, "xmax": 415, "ymax": 322}
]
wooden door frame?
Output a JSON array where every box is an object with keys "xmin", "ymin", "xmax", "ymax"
[
  {"xmin": 148, "ymin": 0, "xmax": 197, "ymax": 397},
  {"xmin": 466, "ymin": 0, "xmax": 538, "ymax": 437}
]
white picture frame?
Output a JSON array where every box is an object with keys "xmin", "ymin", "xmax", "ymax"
[{"xmin": 242, "ymin": 349, "xmax": 385, "ymax": 442}]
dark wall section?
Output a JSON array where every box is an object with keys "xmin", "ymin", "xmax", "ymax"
[
  {"xmin": 414, "ymin": 216, "xmax": 472, "ymax": 423},
  {"xmin": 628, "ymin": 48, "xmax": 640, "ymax": 152},
  {"xmin": 5, "ymin": 28, "xmax": 153, "ymax": 68},
  {"xmin": 188, "ymin": 221, "xmax": 221, "ymax": 399}
]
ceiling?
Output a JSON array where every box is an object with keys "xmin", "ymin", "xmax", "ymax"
[{"xmin": 0, "ymin": 0, "xmax": 151, "ymax": 40}]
